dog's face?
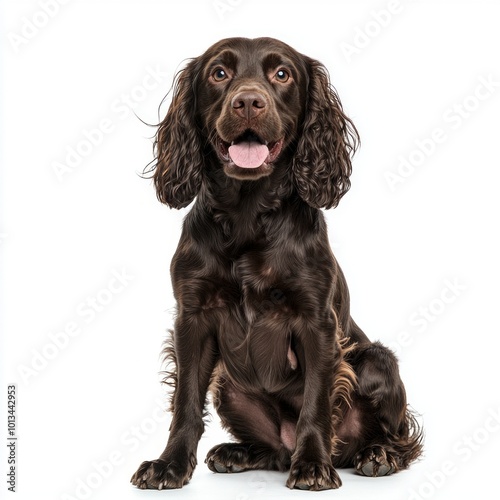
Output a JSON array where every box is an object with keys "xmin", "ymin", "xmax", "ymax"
[
  {"xmin": 196, "ymin": 37, "xmax": 308, "ymax": 181},
  {"xmin": 152, "ymin": 37, "xmax": 358, "ymax": 209}
]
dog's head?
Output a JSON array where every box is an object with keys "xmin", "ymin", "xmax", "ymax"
[{"xmin": 151, "ymin": 37, "xmax": 358, "ymax": 209}]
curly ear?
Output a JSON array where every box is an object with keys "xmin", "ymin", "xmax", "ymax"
[
  {"xmin": 292, "ymin": 58, "xmax": 359, "ymax": 209},
  {"xmin": 153, "ymin": 60, "xmax": 204, "ymax": 208}
]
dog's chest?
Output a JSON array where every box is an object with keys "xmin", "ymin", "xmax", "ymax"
[
  {"xmin": 217, "ymin": 319, "xmax": 299, "ymax": 393},
  {"xmin": 216, "ymin": 251, "xmax": 300, "ymax": 392}
]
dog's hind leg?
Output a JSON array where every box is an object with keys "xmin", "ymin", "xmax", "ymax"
[{"xmin": 343, "ymin": 342, "xmax": 423, "ymax": 476}]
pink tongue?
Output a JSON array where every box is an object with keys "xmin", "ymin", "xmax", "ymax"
[{"xmin": 228, "ymin": 142, "xmax": 269, "ymax": 168}]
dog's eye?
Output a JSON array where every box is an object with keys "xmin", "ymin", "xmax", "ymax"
[
  {"xmin": 274, "ymin": 69, "xmax": 290, "ymax": 83},
  {"xmin": 212, "ymin": 68, "xmax": 228, "ymax": 82}
]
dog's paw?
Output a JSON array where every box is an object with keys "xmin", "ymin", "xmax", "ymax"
[
  {"xmin": 355, "ymin": 445, "xmax": 398, "ymax": 477},
  {"xmin": 130, "ymin": 459, "xmax": 193, "ymax": 490},
  {"xmin": 286, "ymin": 460, "xmax": 342, "ymax": 491},
  {"xmin": 205, "ymin": 443, "xmax": 248, "ymax": 473}
]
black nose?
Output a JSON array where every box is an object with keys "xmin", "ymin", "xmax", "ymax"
[{"xmin": 231, "ymin": 91, "xmax": 267, "ymax": 121}]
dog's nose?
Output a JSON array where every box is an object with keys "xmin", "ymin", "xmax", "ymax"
[{"xmin": 231, "ymin": 91, "xmax": 267, "ymax": 120}]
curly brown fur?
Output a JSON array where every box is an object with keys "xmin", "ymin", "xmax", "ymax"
[
  {"xmin": 292, "ymin": 59, "xmax": 358, "ymax": 209},
  {"xmin": 131, "ymin": 37, "xmax": 422, "ymax": 492}
]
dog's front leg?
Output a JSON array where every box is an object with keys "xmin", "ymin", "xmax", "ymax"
[
  {"xmin": 131, "ymin": 315, "xmax": 217, "ymax": 489},
  {"xmin": 286, "ymin": 320, "xmax": 341, "ymax": 491}
]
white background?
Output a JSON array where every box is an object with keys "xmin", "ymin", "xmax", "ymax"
[{"xmin": 1, "ymin": 1, "xmax": 500, "ymax": 499}]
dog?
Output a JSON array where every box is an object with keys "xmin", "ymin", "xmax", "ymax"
[{"xmin": 131, "ymin": 37, "xmax": 422, "ymax": 491}]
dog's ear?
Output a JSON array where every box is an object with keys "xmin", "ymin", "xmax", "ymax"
[
  {"xmin": 152, "ymin": 59, "xmax": 204, "ymax": 208},
  {"xmin": 292, "ymin": 58, "xmax": 359, "ymax": 209}
]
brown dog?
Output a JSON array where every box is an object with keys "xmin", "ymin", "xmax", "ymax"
[{"xmin": 131, "ymin": 37, "xmax": 422, "ymax": 491}]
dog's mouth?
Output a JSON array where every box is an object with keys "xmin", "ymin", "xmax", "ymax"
[{"xmin": 217, "ymin": 131, "xmax": 284, "ymax": 169}]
